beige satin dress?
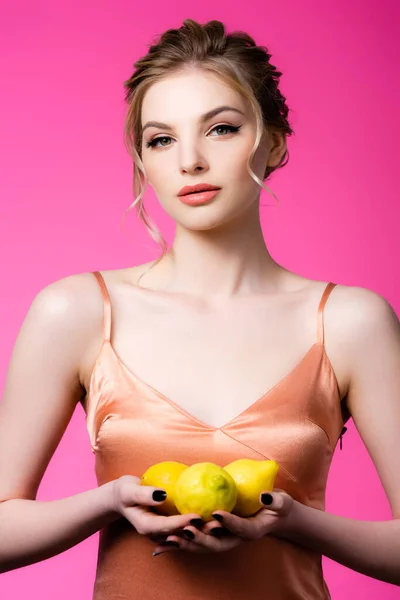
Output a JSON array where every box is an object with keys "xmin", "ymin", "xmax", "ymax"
[{"xmin": 85, "ymin": 271, "xmax": 345, "ymax": 599}]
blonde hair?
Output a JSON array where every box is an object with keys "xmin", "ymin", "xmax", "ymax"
[{"xmin": 121, "ymin": 19, "xmax": 294, "ymax": 278}]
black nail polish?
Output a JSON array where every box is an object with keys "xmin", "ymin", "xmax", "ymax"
[
  {"xmin": 190, "ymin": 518, "xmax": 204, "ymax": 528},
  {"xmin": 212, "ymin": 513, "xmax": 223, "ymax": 522},
  {"xmin": 210, "ymin": 527, "xmax": 229, "ymax": 537},
  {"xmin": 152, "ymin": 490, "xmax": 167, "ymax": 501},
  {"xmin": 183, "ymin": 529, "xmax": 195, "ymax": 540},
  {"xmin": 261, "ymin": 493, "xmax": 273, "ymax": 505}
]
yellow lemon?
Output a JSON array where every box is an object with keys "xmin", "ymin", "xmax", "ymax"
[
  {"xmin": 141, "ymin": 461, "xmax": 188, "ymax": 516},
  {"xmin": 174, "ymin": 462, "xmax": 237, "ymax": 521},
  {"xmin": 223, "ymin": 459, "xmax": 280, "ymax": 517}
]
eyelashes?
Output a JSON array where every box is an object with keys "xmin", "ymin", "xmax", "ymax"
[{"xmin": 145, "ymin": 124, "xmax": 243, "ymax": 149}]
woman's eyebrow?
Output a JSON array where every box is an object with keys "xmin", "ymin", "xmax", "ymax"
[{"xmin": 142, "ymin": 105, "xmax": 245, "ymax": 133}]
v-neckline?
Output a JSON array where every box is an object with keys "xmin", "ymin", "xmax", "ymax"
[{"xmin": 100, "ymin": 339, "xmax": 326, "ymax": 431}]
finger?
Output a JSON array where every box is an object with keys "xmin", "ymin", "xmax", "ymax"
[
  {"xmin": 202, "ymin": 521, "xmax": 233, "ymax": 536},
  {"xmin": 147, "ymin": 512, "xmax": 206, "ymax": 534},
  {"xmin": 117, "ymin": 476, "xmax": 170, "ymax": 508},
  {"xmin": 260, "ymin": 491, "xmax": 293, "ymax": 515},
  {"xmin": 172, "ymin": 526, "xmax": 232, "ymax": 551},
  {"xmin": 149, "ymin": 533, "xmax": 168, "ymax": 543},
  {"xmin": 152, "ymin": 541, "xmax": 182, "ymax": 556},
  {"xmin": 128, "ymin": 505, "xmax": 203, "ymax": 536},
  {"xmin": 201, "ymin": 518, "xmax": 236, "ymax": 536},
  {"xmin": 206, "ymin": 493, "xmax": 293, "ymax": 539},
  {"xmin": 207, "ymin": 508, "xmax": 281, "ymax": 540},
  {"xmin": 131, "ymin": 485, "xmax": 169, "ymax": 507},
  {"xmin": 158, "ymin": 529, "xmax": 243, "ymax": 554},
  {"xmin": 153, "ymin": 537, "xmax": 208, "ymax": 555},
  {"xmin": 204, "ymin": 511, "xmax": 261, "ymax": 539}
]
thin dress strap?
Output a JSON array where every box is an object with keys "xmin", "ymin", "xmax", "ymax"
[
  {"xmin": 317, "ymin": 282, "xmax": 337, "ymax": 346},
  {"xmin": 92, "ymin": 271, "xmax": 112, "ymax": 343}
]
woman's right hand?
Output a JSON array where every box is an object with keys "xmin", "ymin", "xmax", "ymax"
[{"xmin": 112, "ymin": 475, "xmax": 202, "ymax": 543}]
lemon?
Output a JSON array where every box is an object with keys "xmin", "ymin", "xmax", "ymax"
[
  {"xmin": 174, "ymin": 462, "xmax": 238, "ymax": 521},
  {"xmin": 141, "ymin": 461, "xmax": 188, "ymax": 516},
  {"xmin": 223, "ymin": 459, "xmax": 280, "ymax": 517}
]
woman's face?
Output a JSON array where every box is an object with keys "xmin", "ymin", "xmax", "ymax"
[{"xmin": 140, "ymin": 67, "xmax": 279, "ymax": 231}]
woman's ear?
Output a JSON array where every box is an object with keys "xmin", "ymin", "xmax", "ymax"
[{"xmin": 266, "ymin": 131, "xmax": 287, "ymax": 169}]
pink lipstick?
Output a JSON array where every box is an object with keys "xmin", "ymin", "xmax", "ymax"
[
  {"xmin": 177, "ymin": 183, "xmax": 221, "ymax": 206},
  {"xmin": 178, "ymin": 189, "xmax": 220, "ymax": 205}
]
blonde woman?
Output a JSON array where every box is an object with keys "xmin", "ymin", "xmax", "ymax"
[{"xmin": 1, "ymin": 18, "xmax": 399, "ymax": 599}]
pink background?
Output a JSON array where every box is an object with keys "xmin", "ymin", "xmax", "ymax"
[{"xmin": 1, "ymin": 1, "xmax": 399, "ymax": 598}]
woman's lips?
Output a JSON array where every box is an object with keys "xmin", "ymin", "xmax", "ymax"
[{"xmin": 178, "ymin": 189, "xmax": 221, "ymax": 206}]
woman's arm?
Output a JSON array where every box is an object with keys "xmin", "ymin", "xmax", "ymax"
[
  {"xmin": 0, "ymin": 481, "xmax": 119, "ymax": 573},
  {"xmin": 278, "ymin": 287, "xmax": 400, "ymax": 585},
  {"xmin": 0, "ymin": 275, "xmax": 120, "ymax": 572},
  {"xmin": 279, "ymin": 499, "xmax": 400, "ymax": 585}
]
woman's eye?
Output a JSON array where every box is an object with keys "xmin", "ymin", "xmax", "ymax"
[
  {"xmin": 145, "ymin": 136, "xmax": 172, "ymax": 149},
  {"xmin": 145, "ymin": 124, "xmax": 242, "ymax": 149},
  {"xmin": 209, "ymin": 124, "xmax": 241, "ymax": 137}
]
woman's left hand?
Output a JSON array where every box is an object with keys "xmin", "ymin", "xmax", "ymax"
[{"xmin": 152, "ymin": 490, "xmax": 295, "ymax": 555}]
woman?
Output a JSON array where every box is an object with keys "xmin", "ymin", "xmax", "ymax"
[{"xmin": 0, "ymin": 18, "xmax": 399, "ymax": 599}]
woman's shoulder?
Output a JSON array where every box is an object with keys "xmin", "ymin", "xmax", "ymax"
[
  {"xmin": 319, "ymin": 280, "xmax": 395, "ymax": 330},
  {"xmin": 35, "ymin": 271, "xmax": 118, "ymax": 392},
  {"xmin": 306, "ymin": 278, "xmax": 395, "ymax": 346},
  {"xmin": 330, "ymin": 282, "xmax": 397, "ymax": 353},
  {"xmin": 316, "ymin": 280, "xmax": 397, "ymax": 396},
  {"xmin": 42, "ymin": 266, "xmax": 152, "ymax": 391},
  {"xmin": 35, "ymin": 264, "xmax": 156, "ymax": 330},
  {"xmin": 40, "ymin": 264, "xmax": 150, "ymax": 304}
]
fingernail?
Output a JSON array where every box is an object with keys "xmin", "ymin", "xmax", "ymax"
[
  {"xmin": 210, "ymin": 527, "xmax": 229, "ymax": 537},
  {"xmin": 212, "ymin": 513, "xmax": 223, "ymax": 522},
  {"xmin": 190, "ymin": 518, "xmax": 204, "ymax": 528},
  {"xmin": 183, "ymin": 529, "xmax": 195, "ymax": 540},
  {"xmin": 261, "ymin": 493, "xmax": 273, "ymax": 505},
  {"xmin": 152, "ymin": 490, "xmax": 167, "ymax": 501},
  {"xmin": 152, "ymin": 541, "xmax": 179, "ymax": 556}
]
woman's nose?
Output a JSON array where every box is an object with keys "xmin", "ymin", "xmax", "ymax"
[
  {"xmin": 179, "ymin": 149, "xmax": 209, "ymax": 175},
  {"xmin": 180, "ymin": 162, "xmax": 207, "ymax": 175}
]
